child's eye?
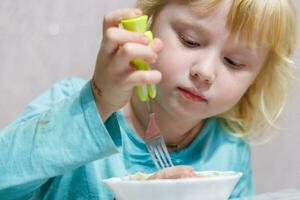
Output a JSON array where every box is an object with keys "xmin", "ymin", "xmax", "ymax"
[
  {"xmin": 224, "ymin": 57, "xmax": 245, "ymax": 69},
  {"xmin": 178, "ymin": 33, "xmax": 200, "ymax": 48}
]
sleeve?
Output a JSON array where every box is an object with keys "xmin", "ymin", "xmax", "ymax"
[
  {"xmin": 229, "ymin": 142, "xmax": 254, "ymax": 199},
  {"xmin": 0, "ymin": 77, "xmax": 122, "ymax": 199}
]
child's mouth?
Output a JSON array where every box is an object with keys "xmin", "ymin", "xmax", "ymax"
[{"xmin": 177, "ymin": 87, "xmax": 208, "ymax": 103}]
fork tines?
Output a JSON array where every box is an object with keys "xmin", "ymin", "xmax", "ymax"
[
  {"xmin": 144, "ymin": 112, "xmax": 174, "ymax": 169},
  {"xmin": 146, "ymin": 137, "xmax": 174, "ymax": 169}
]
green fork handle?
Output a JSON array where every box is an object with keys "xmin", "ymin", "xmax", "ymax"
[{"xmin": 121, "ymin": 16, "xmax": 156, "ymax": 102}]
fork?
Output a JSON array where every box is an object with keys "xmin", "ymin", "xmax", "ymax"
[
  {"xmin": 144, "ymin": 99, "xmax": 174, "ymax": 170},
  {"xmin": 121, "ymin": 15, "xmax": 174, "ymax": 169}
]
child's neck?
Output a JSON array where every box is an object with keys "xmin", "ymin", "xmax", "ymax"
[{"xmin": 123, "ymin": 96, "xmax": 205, "ymax": 151}]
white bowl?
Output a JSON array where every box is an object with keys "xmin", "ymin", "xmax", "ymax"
[{"xmin": 103, "ymin": 171, "xmax": 242, "ymax": 200}]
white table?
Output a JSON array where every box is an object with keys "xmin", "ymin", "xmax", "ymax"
[{"xmin": 239, "ymin": 189, "xmax": 300, "ymax": 200}]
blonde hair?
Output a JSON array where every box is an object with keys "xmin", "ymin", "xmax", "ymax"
[{"xmin": 135, "ymin": 0, "xmax": 297, "ymax": 142}]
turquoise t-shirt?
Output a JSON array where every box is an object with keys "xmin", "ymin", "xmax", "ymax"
[{"xmin": 0, "ymin": 77, "xmax": 253, "ymax": 200}]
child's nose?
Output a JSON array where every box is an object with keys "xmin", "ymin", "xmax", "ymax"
[
  {"xmin": 189, "ymin": 51, "xmax": 218, "ymax": 85},
  {"xmin": 190, "ymin": 63, "xmax": 216, "ymax": 85}
]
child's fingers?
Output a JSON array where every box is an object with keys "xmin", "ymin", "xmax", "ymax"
[
  {"xmin": 102, "ymin": 27, "xmax": 149, "ymax": 54},
  {"xmin": 151, "ymin": 38, "xmax": 164, "ymax": 53},
  {"xmin": 112, "ymin": 42, "xmax": 158, "ymax": 69},
  {"xmin": 125, "ymin": 70, "xmax": 162, "ymax": 87},
  {"xmin": 102, "ymin": 8, "xmax": 142, "ymax": 32}
]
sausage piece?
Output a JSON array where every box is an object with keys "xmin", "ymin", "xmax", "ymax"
[{"xmin": 149, "ymin": 166, "xmax": 198, "ymax": 180}]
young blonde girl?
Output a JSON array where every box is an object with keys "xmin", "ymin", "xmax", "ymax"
[
  {"xmin": 134, "ymin": 0, "xmax": 297, "ymax": 141},
  {"xmin": 0, "ymin": 0, "xmax": 297, "ymax": 199}
]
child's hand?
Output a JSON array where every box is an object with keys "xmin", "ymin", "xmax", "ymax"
[{"xmin": 93, "ymin": 8, "xmax": 163, "ymax": 121}]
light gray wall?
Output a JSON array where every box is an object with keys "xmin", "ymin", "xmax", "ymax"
[{"xmin": 0, "ymin": 0, "xmax": 299, "ymax": 194}]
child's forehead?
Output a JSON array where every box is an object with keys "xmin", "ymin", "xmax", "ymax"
[
  {"xmin": 162, "ymin": 0, "xmax": 262, "ymax": 48},
  {"xmin": 186, "ymin": 0, "xmax": 226, "ymax": 14}
]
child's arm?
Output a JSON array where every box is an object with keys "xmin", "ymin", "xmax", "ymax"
[
  {"xmin": 0, "ymin": 77, "xmax": 121, "ymax": 199},
  {"xmin": 0, "ymin": 8, "xmax": 163, "ymax": 199}
]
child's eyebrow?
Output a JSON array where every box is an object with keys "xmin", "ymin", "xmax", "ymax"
[{"xmin": 173, "ymin": 17, "xmax": 211, "ymax": 39}]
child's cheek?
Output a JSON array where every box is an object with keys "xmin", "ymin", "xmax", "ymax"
[
  {"xmin": 213, "ymin": 77, "xmax": 249, "ymax": 113},
  {"xmin": 154, "ymin": 49, "xmax": 187, "ymax": 84}
]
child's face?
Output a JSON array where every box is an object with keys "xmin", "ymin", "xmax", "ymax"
[{"xmin": 150, "ymin": 0, "xmax": 268, "ymax": 121}]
